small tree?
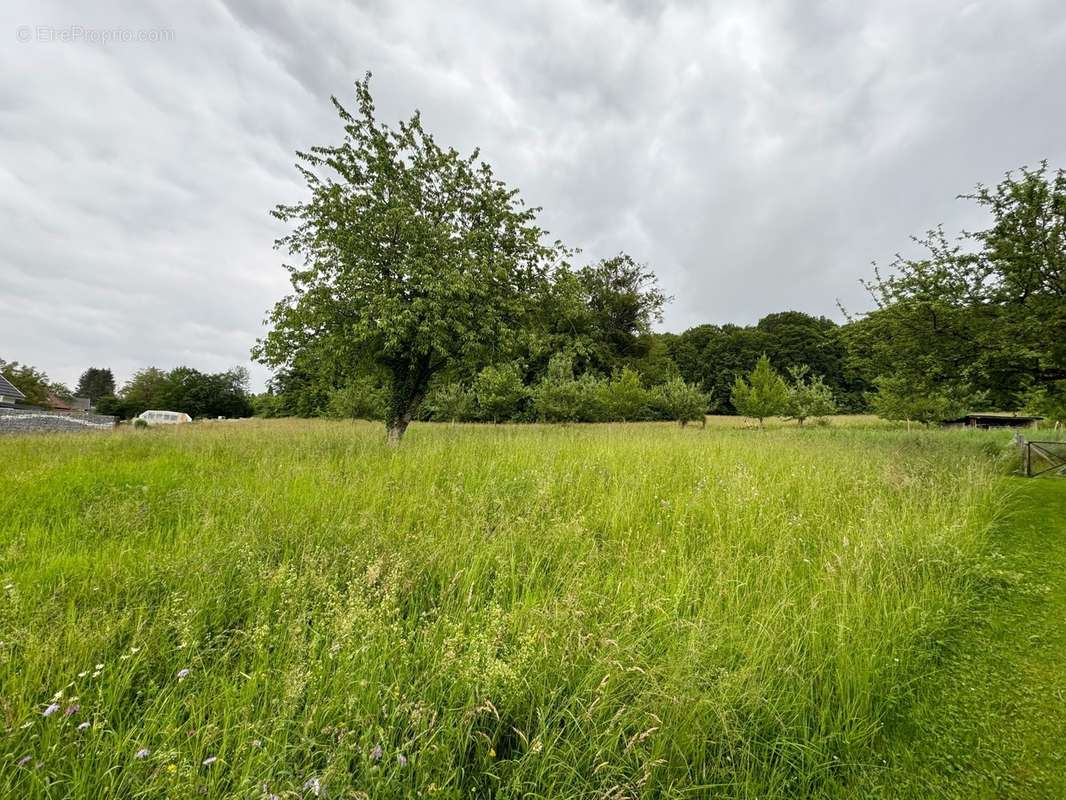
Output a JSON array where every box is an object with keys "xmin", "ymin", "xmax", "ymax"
[
  {"xmin": 867, "ymin": 374, "xmax": 967, "ymax": 426},
  {"xmin": 473, "ymin": 364, "xmax": 528, "ymax": 423},
  {"xmin": 532, "ymin": 354, "xmax": 597, "ymax": 422},
  {"xmin": 655, "ymin": 376, "xmax": 708, "ymax": 427},
  {"xmin": 599, "ymin": 367, "xmax": 653, "ymax": 421},
  {"xmin": 731, "ymin": 354, "xmax": 788, "ymax": 427},
  {"xmin": 428, "ymin": 382, "xmax": 476, "ymax": 423},
  {"xmin": 784, "ymin": 365, "xmax": 837, "ymax": 426}
]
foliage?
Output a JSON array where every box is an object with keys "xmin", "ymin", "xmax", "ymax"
[
  {"xmin": 597, "ymin": 367, "xmax": 654, "ymax": 421},
  {"xmin": 867, "ymin": 375, "xmax": 968, "ymax": 426},
  {"xmin": 530, "ymin": 354, "xmax": 602, "ymax": 422},
  {"xmin": 0, "ymin": 420, "xmax": 1004, "ymax": 798},
  {"xmin": 75, "ymin": 368, "xmax": 116, "ymax": 404},
  {"xmin": 325, "ymin": 376, "xmax": 388, "ymax": 421},
  {"xmin": 654, "ymin": 376, "xmax": 708, "ymax": 426},
  {"xmin": 575, "ymin": 254, "xmax": 668, "ymax": 373},
  {"xmin": 784, "ymin": 365, "xmax": 838, "ymax": 426},
  {"xmin": 1024, "ymin": 380, "xmax": 1066, "ymax": 425},
  {"xmin": 0, "ymin": 358, "xmax": 50, "ymax": 405},
  {"xmin": 473, "ymin": 364, "xmax": 529, "ymax": 422},
  {"xmin": 731, "ymin": 354, "xmax": 789, "ymax": 426},
  {"xmin": 253, "ymin": 74, "xmax": 565, "ymax": 443},
  {"xmin": 426, "ymin": 382, "xmax": 476, "ymax": 423},
  {"xmin": 113, "ymin": 366, "xmax": 253, "ymax": 419},
  {"xmin": 850, "ymin": 162, "xmax": 1066, "ymax": 409}
]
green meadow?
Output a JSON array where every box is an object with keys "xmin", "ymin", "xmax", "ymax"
[{"xmin": 0, "ymin": 421, "xmax": 1030, "ymax": 798}]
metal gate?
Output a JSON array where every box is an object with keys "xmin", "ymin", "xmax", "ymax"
[{"xmin": 1023, "ymin": 440, "xmax": 1066, "ymax": 477}]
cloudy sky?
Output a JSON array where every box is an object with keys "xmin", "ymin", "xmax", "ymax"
[{"xmin": 2, "ymin": 1, "xmax": 1064, "ymax": 390}]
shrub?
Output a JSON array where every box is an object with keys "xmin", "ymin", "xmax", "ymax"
[
  {"xmin": 325, "ymin": 377, "xmax": 387, "ymax": 421},
  {"xmin": 867, "ymin": 375, "xmax": 968, "ymax": 426},
  {"xmin": 731, "ymin": 354, "xmax": 789, "ymax": 426},
  {"xmin": 427, "ymin": 382, "xmax": 476, "ymax": 422},
  {"xmin": 473, "ymin": 364, "xmax": 528, "ymax": 423},
  {"xmin": 532, "ymin": 355, "xmax": 602, "ymax": 422},
  {"xmin": 598, "ymin": 368, "xmax": 654, "ymax": 421},
  {"xmin": 654, "ymin": 377, "xmax": 708, "ymax": 426},
  {"xmin": 784, "ymin": 366, "xmax": 837, "ymax": 426}
]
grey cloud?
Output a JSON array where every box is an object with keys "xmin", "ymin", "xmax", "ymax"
[{"xmin": 1, "ymin": 0, "xmax": 1064, "ymax": 390}]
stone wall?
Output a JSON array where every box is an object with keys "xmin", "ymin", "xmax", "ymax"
[{"xmin": 0, "ymin": 407, "xmax": 117, "ymax": 434}]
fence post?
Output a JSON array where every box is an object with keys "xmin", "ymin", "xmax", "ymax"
[{"xmin": 1025, "ymin": 442, "xmax": 1031, "ymax": 477}]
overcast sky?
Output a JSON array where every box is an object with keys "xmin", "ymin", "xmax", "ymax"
[{"xmin": 2, "ymin": 1, "xmax": 1064, "ymax": 391}]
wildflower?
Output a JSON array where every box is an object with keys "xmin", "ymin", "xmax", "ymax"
[
  {"xmin": 43, "ymin": 703, "xmax": 60, "ymax": 717},
  {"xmin": 130, "ymin": 646, "xmax": 141, "ymax": 654},
  {"xmin": 202, "ymin": 756, "xmax": 217, "ymax": 766},
  {"xmin": 78, "ymin": 671, "xmax": 89, "ymax": 678},
  {"xmin": 77, "ymin": 721, "xmax": 91, "ymax": 731},
  {"xmin": 95, "ymin": 664, "xmax": 104, "ymax": 670},
  {"xmin": 177, "ymin": 668, "xmax": 190, "ymax": 681},
  {"xmin": 135, "ymin": 748, "xmax": 150, "ymax": 759},
  {"xmin": 64, "ymin": 704, "xmax": 80, "ymax": 717},
  {"xmin": 370, "ymin": 744, "xmax": 382, "ymax": 762},
  {"xmin": 302, "ymin": 777, "xmax": 322, "ymax": 796},
  {"xmin": 17, "ymin": 755, "xmax": 32, "ymax": 767},
  {"xmin": 397, "ymin": 753, "xmax": 408, "ymax": 767},
  {"xmin": 488, "ymin": 748, "xmax": 496, "ymax": 758},
  {"xmin": 166, "ymin": 763, "xmax": 177, "ymax": 773}
]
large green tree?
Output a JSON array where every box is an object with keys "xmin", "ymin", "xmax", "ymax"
[
  {"xmin": 0, "ymin": 359, "xmax": 49, "ymax": 405},
  {"xmin": 850, "ymin": 162, "xmax": 1066, "ymax": 408},
  {"xmin": 254, "ymin": 76, "xmax": 565, "ymax": 443}
]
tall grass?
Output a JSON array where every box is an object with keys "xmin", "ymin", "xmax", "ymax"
[{"xmin": 0, "ymin": 421, "xmax": 1008, "ymax": 798}]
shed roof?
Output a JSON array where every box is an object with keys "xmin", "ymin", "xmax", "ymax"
[{"xmin": 0, "ymin": 374, "xmax": 26, "ymax": 400}]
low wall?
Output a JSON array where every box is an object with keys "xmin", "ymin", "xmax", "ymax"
[{"xmin": 0, "ymin": 407, "xmax": 116, "ymax": 434}]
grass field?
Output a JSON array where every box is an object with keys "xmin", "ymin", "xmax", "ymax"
[{"xmin": 0, "ymin": 420, "xmax": 1023, "ymax": 798}]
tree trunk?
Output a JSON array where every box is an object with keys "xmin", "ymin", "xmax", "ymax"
[
  {"xmin": 386, "ymin": 417, "xmax": 410, "ymax": 445},
  {"xmin": 383, "ymin": 354, "xmax": 433, "ymax": 446}
]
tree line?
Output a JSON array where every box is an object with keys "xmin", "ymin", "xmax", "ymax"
[
  {"xmin": 0, "ymin": 361, "xmax": 253, "ymax": 420},
  {"xmin": 253, "ymin": 76, "xmax": 1064, "ymax": 439}
]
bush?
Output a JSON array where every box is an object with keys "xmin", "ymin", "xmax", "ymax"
[
  {"xmin": 867, "ymin": 375, "xmax": 968, "ymax": 426},
  {"xmin": 731, "ymin": 355, "xmax": 789, "ymax": 426},
  {"xmin": 427, "ymin": 382, "xmax": 476, "ymax": 422},
  {"xmin": 654, "ymin": 377, "xmax": 708, "ymax": 426},
  {"xmin": 784, "ymin": 366, "xmax": 837, "ymax": 426},
  {"xmin": 473, "ymin": 364, "xmax": 528, "ymax": 423},
  {"xmin": 132, "ymin": 418, "xmax": 148, "ymax": 429},
  {"xmin": 325, "ymin": 377, "xmax": 387, "ymax": 421},
  {"xmin": 598, "ymin": 368, "xmax": 654, "ymax": 422},
  {"xmin": 532, "ymin": 355, "xmax": 603, "ymax": 422}
]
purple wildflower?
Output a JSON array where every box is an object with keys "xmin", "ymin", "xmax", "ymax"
[
  {"xmin": 301, "ymin": 777, "xmax": 322, "ymax": 796},
  {"xmin": 42, "ymin": 703, "xmax": 60, "ymax": 717},
  {"xmin": 370, "ymin": 744, "xmax": 382, "ymax": 762},
  {"xmin": 64, "ymin": 704, "xmax": 80, "ymax": 717},
  {"xmin": 16, "ymin": 755, "xmax": 32, "ymax": 767},
  {"xmin": 177, "ymin": 668, "xmax": 190, "ymax": 681},
  {"xmin": 397, "ymin": 753, "xmax": 408, "ymax": 767},
  {"xmin": 135, "ymin": 748, "xmax": 150, "ymax": 759},
  {"xmin": 77, "ymin": 721, "xmax": 91, "ymax": 731}
]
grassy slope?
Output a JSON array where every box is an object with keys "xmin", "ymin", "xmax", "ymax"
[{"xmin": 860, "ymin": 478, "xmax": 1066, "ymax": 798}]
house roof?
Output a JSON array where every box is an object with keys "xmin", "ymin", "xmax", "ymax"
[{"xmin": 0, "ymin": 374, "xmax": 26, "ymax": 399}]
